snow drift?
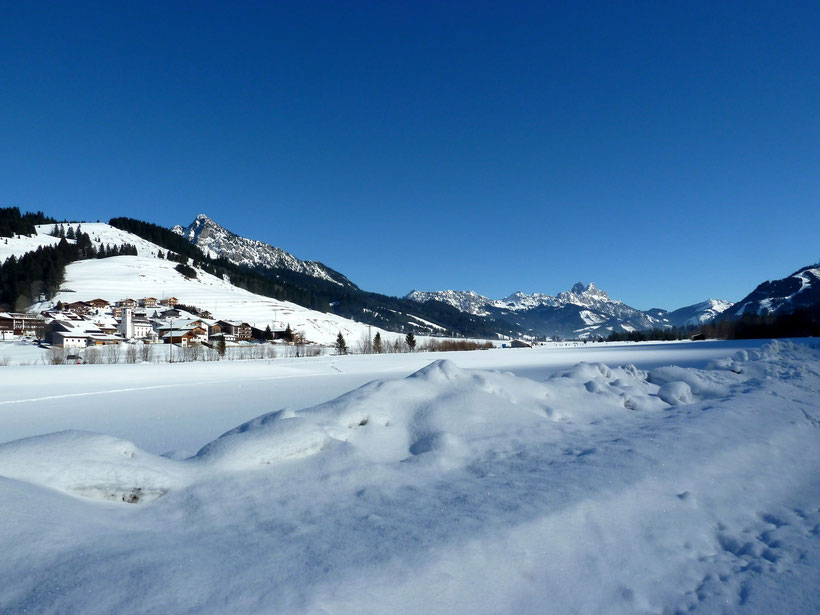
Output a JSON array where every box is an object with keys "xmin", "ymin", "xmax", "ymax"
[{"xmin": 0, "ymin": 340, "xmax": 818, "ymax": 614}]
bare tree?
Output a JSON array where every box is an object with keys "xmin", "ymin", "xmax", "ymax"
[
  {"xmin": 182, "ymin": 345, "xmax": 197, "ymax": 362},
  {"xmin": 355, "ymin": 331, "xmax": 373, "ymax": 355},
  {"xmin": 125, "ymin": 344, "xmax": 138, "ymax": 364},
  {"xmin": 83, "ymin": 348, "xmax": 101, "ymax": 364},
  {"xmin": 48, "ymin": 348, "xmax": 67, "ymax": 365},
  {"xmin": 104, "ymin": 344, "xmax": 121, "ymax": 364}
]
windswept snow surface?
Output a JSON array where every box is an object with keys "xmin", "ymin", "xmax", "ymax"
[{"xmin": 0, "ymin": 340, "xmax": 818, "ymax": 614}]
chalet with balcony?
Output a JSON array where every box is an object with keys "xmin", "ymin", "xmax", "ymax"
[
  {"xmin": 66, "ymin": 301, "xmax": 94, "ymax": 316},
  {"xmin": 0, "ymin": 312, "xmax": 45, "ymax": 338},
  {"xmin": 217, "ymin": 320, "xmax": 253, "ymax": 341}
]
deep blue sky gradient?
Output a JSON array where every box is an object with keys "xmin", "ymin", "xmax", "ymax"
[{"xmin": 1, "ymin": 2, "xmax": 818, "ymax": 309}]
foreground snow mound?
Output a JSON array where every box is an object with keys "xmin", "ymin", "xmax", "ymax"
[
  {"xmin": 193, "ymin": 359, "xmax": 662, "ymax": 470},
  {"xmin": 0, "ymin": 341, "xmax": 818, "ymax": 614},
  {"xmin": 0, "ymin": 431, "xmax": 191, "ymax": 503}
]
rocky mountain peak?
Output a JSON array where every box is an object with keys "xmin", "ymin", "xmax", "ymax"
[
  {"xmin": 172, "ymin": 214, "xmax": 354, "ymax": 288},
  {"xmin": 569, "ymin": 282, "xmax": 609, "ymax": 299}
]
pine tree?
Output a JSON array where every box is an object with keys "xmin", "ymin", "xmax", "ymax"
[
  {"xmin": 335, "ymin": 332, "xmax": 347, "ymax": 355},
  {"xmin": 405, "ymin": 331, "xmax": 416, "ymax": 352},
  {"xmin": 284, "ymin": 324, "xmax": 293, "ymax": 342},
  {"xmin": 264, "ymin": 324, "xmax": 273, "ymax": 341},
  {"xmin": 373, "ymin": 331, "xmax": 382, "ymax": 353},
  {"xmin": 66, "ymin": 225, "xmax": 75, "ymax": 240}
]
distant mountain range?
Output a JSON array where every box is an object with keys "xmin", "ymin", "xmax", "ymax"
[
  {"xmin": 407, "ymin": 284, "xmax": 734, "ymax": 339},
  {"xmin": 167, "ymin": 214, "xmax": 754, "ymax": 339},
  {"xmin": 2, "ymin": 208, "xmax": 816, "ymax": 340}
]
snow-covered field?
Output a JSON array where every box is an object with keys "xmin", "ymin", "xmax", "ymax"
[{"xmin": 1, "ymin": 340, "xmax": 818, "ymax": 614}]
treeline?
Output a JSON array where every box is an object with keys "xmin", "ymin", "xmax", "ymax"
[
  {"xmin": 702, "ymin": 306, "xmax": 820, "ymax": 339},
  {"xmin": 606, "ymin": 305, "xmax": 820, "ymax": 342},
  {"xmin": 0, "ymin": 207, "xmax": 55, "ymax": 238},
  {"xmin": 607, "ymin": 326, "xmax": 695, "ymax": 343},
  {"xmin": 108, "ymin": 216, "xmax": 522, "ymax": 338},
  {"xmin": 420, "ymin": 339, "xmax": 494, "ymax": 351},
  {"xmin": 109, "ymin": 217, "xmax": 202, "ymax": 261}
]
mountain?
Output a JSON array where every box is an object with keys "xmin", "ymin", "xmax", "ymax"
[
  {"xmin": 727, "ymin": 265, "xmax": 820, "ymax": 317},
  {"xmin": 407, "ymin": 282, "xmax": 670, "ymax": 339},
  {"xmin": 405, "ymin": 290, "xmax": 495, "ymax": 316},
  {"xmin": 658, "ymin": 299, "xmax": 734, "ymax": 328},
  {"xmin": 6, "ymin": 208, "xmax": 771, "ymax": 341},
  {"xmin": 167, "ymin": 215, "xmax": 520, "ymax": 339},
  {"xmin": 173, "ymin": 214, "xmax": 355, "ymax": 288}
]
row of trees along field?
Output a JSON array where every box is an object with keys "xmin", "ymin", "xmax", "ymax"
[
  {"xmin": 702, "ymin": 307, "xmax": 820, "ymax": 339},
  {"xmin": 604, "ymin": 305, "xmax": 820, "ymax": 342}
]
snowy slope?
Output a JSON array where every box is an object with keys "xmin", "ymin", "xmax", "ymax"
[
  {"xmin": 44, "ymin": 255, "xmax": 395, "ymax": 345},
  {"xmin": 0, "ymin": 340, "xmax": 817, "ymax": 613},
  {"xmin": 0, "ymin": 231, "xmax": 62, "ymax": 263},
  {"xmin": 59, "ymin": 222, "xmax": 167, "ymax": 257},
  {"xmin": 173, "ymin": 214, "xmax": 354, "ymax": 287},
  {"xmin": 662, "ymin": 299, "xmax": 734, "ymax": 327},
  {"xmin": 0, "ymin": 221, "xmax": 394, "ymax": 344},
  {"xmin": 1, "ymin": 222, "xmax": 165, "ymax": 264},
  {"xmin": 729, "ymin": 265, "xmax": 820, "ymax": 316}
]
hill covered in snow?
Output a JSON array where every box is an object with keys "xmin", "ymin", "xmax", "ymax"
[
  {"xmin": 660, "ymin": 299, "xmax": 735, "ymax": 328},
  {"xmin": 47, "ymin": 253, "xmax": 396, "ymax": 346},
  {"xmin": 1, "ymin": 222, "xmax": 396, "ymax": 345},
  {"xmin": 728, "ymin": 265, "xmax": 820, "ymax": 317}
]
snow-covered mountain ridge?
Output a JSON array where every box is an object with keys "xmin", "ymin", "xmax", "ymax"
[
  {"xmin": 662, "ymin": 299, "xmax": 734, "ymax": 327},
  {"xmin": 729, "ymin": 265, "xmax": 820, "ymax": 317},
  {"xmin": 172, "ymin": 214, "xmax": 354, "ymax": 288},
  {"xmin": 407, "ymin": 284, "xmax": 735, "ymax": 338},
  {"xmin": 406, "ymin": 290, "xmax": 496, "ymax": 316}
]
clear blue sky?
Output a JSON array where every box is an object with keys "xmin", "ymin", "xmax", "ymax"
[{"xmin": 1, "ymin": 1, "xmax": 818, "ymax": 310}]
